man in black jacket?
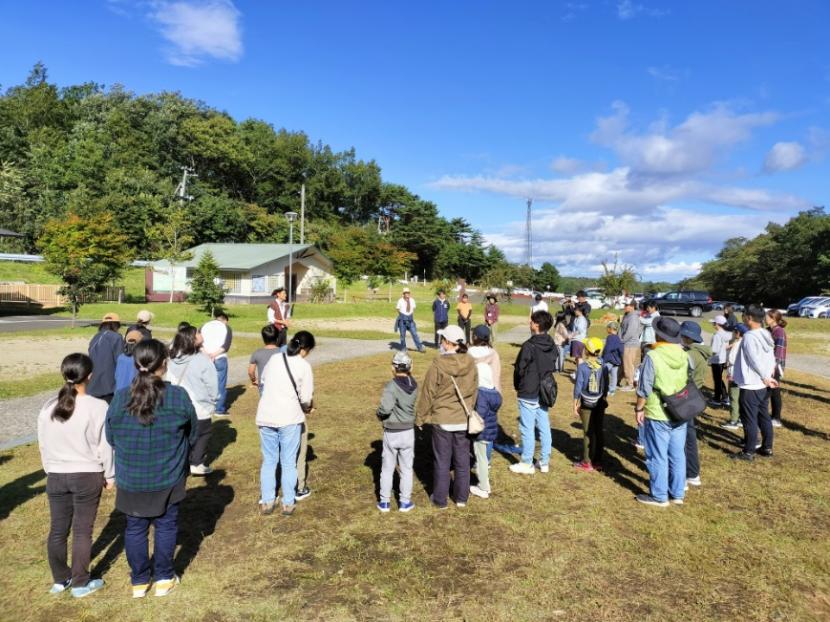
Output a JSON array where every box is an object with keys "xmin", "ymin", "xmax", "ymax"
[{"xmin": 511, "ymin": 310, "xmax": 558, "ymax": 475}]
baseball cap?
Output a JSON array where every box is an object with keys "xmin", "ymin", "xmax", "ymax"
[
  {"xmin": 102, "ymin": 312, "xmax": 120, "ymax": 322},
  {"xmin": 584, "ymin": 337, "xmax": 604, "ymax": 355},
  {"xmin": 402, "ymin": 287, "xmax": 411, "ymax": 294},
  {"xmin": 606, "ymin": 320, "xmax": 619, "ymax": 331},
  {"xmin": 136, "ymin": 310, "xmax": 154, "ymax": 323},
  {"xmin": 472, "ymin": 324, "xmax": 491, "ymax": 341},
  {"xmin": 392, "ymin": 351, "xmax": 412, "ymax": 370},
  {"xmin": 734, "ymin": 323, "xmax": 749, "ymax": 336},
  {"xmin": 710, "ymin": 315, "xmax": 728, "ymax": 326},
  {"xmin": 437, "ymin": 325, "xmax": 466, "ymax": 344},
  {"xmin": 125, "ymin": 329, "xmax": 144, "ymax": 343}
]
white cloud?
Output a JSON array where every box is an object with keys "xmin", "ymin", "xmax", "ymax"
[
  {"xmin": 647, "ymin": 65, "xmax": 680, "ymax": 82},
  {"xmin": 617, "ymin": 0, "xmax": 668, "ymax": 20},
  {"xmin": 149, "ymin": 0, "xmax": 243, "ymax": 67},
  {"xmin": 763, "ymin": 141, "xmax": 807, "ymax": 172},
  {"xmin": 550, "ymin": 156, "xmax": 584, "ymax": 174}
]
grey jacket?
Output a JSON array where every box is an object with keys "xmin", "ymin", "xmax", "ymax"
[
  {"xmin": 166, "ymin": 353, "xmax": 219, "ymax": 419},
  {"xmin": 377, "ymin": 376, "xmax": 418, "ymax": 430},
  {"xmin": 620, "ymin": 310, "xmax": 642, "ymax": 347},
  {"xmin": 733, "ymin": 328, "xmax": 775, "ymax": 390}
]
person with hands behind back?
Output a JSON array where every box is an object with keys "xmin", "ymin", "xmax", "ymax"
[{"xmin": 572, "ymin": 337, "xmax": 608, "ymax": 473}]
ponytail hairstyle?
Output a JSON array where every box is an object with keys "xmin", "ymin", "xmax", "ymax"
[
  {"xmin": 52, "ymin": 353, "xmax": 93, "ymax": 422},
  {"xmin": 766, "ymin": 309, "xmax": 788, "ymax": 329},
  {"xmin": 169, "ymin": 324, "xmax": 200, "ymax": 359},
  {"xmin": 127, "ymin": 339, "xmax": 169, "ymax": 425},
  {"xmin": 287, "ymin": 331, "xmax": 316, "ymax": 357}
]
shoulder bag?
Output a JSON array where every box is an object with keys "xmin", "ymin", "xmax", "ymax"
[
  {"xmin": 283, "ymin": 353, "xmax": 313, "ymax": 414},
  {"xmin": 450, "ymin": 375, "xmax": 484, "ymax": 434}
]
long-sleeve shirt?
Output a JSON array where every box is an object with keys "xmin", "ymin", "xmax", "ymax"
[
  {"xmin": 166, "ymin": 353, "xmax": 220, "ymax": 419},
  {"xmin": 484, "ymin": 303, "xmax": 500, "ymax": 325},
  {"xmin": 733, "ymin": 328, "xmax": 775, "ymax": 390},
  {"xmin": 432, "ymin": 298, "xmax": 450, "ymax": 323},
  {"xmin": 570, "ymin": 316, "xmax": 588, "ymax": 341},
  {"xmin": 87, "ymin": 329, "xmax": 123, "ymax": 398},
  {"xmin": 770, "ymin": 326, "xmax": 787, "ymax": 368},
  {"xmin": 267, "ymin": 300, "xmax": 290, "ymax": 325},
  {"xmin": 256, "ymin": 353, "xmax": 314, "ymax": 428},
  {"xmin": 38, "ymin": 394, "xmax": 114, "ymax": 482},
  {"xmin": 602, "ymin": 334, "xmax": 624, "ymax": 366},
  {"xmin": 709, "ymin": 329, "xmax": 731, "ymax": 365},
  {"xmin": 201, "ymin": 320, "xmax": 231, "ymax": 359},
  {"xmin": 619, "ymin": 310, "xmax": 642, "ymax": 347}
]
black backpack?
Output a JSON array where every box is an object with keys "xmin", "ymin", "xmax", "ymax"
[{"xmin": 533, "ymin": 343, "xmax": 559, "ymax": 409}]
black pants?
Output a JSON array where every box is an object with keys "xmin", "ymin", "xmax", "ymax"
[
  {"xmin": 190, "ymin": 418, "xmax": 213, "ymax": 466},
  {"xmin": 458, "ymin": 318, "xmax": 471, "ymax": 344},
  {"xmin": 770, "ymin": 387, "xmax": 782, "ymax": 421},
  {"xmin": 579, "ymin": 402, "xmax": 606, "ymax": 465},
  {"xmin": 434, "ymin": 321, "xmax": 448, "ymax": 347},
  {"xmin": 46, "ymin": 472, "xmax": 104, "ymax": 587},
  {"xmin": 431, "ymin": 427, "xmax": 470, "ymax": 506},
  {"xmin": 276, "ymin": 326, "xmax": 288, "ymax": 348},
  {"xmin": 685, "ymin": 417, "xmax": 700, "ymax": 479},
  {"xmin": 739, "ymin": 387, "xmax": 773, "ymax": 454},
  {"xmin": 711, "ymin": 364, "xmax": 727, "ymax": 402}
]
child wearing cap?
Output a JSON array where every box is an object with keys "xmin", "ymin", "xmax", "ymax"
[
  {"xmin": 467, "ymin": 325, "xmax": 502, "ymax": 499},
  {"xmin": 601, "ymin": 321, "xmax": 624, "ymax": 396},
  {"xmin": 376, "ymin": 351, "xmax": 419, "ymax": 512},
  {"xmin": 572, "ymin": 337, "xmax": 608, "ymax": 471},
  {"xmin": 708, "ymin": 315, "xmax": 731, "ymax": 407},
  {"xmin": 720, "ymin": 324, "xmax": 748, "ymax": 430}
]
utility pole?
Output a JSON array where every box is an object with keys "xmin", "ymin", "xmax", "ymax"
[
  {"xmin": 526, "ymin": 198, "xmax": 533, "ymax": 268},
  {"xmin": 300, "ymin": 183, "xmax": 306, "ymax": 245},
  {"xmin": 169, "ymin": 166, "xmax": 196, "ymax": 303}
]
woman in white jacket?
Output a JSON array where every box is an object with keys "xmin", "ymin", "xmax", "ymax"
[
  {"xmin": 166, "ymin": 325, "xmax": 219, "ymax": 476},
  {"xmin": 256, "ymin": 331, "xmax": 316, "ymax": 516}
]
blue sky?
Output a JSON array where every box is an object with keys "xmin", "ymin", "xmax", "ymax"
[{"xmin": 1, "ymin": 1, "xmax": 828, "ymax": 280}]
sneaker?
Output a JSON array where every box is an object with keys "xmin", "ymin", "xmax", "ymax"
[
  {"xmin": 634, "ymin": 442, "xmax": 645, "ymax": 451},
  {"xmin": 572, "ymin": 461, "xmax": 595, "ymax": 472},
  {"xmin": 281, "ymin": 504, "xmax": 296, "ymax": 516},
  {"xmin": 418, "ymin": 346, "xmax": 426, "ymax": 353},
  {"xmin": 429, "ymin": 495, "xmax": 448, "ymax": 510},
  {"xmin": 213, "ymin": 412, "xmax": 230, "ymax": 418},
  {"xmin": 295, "ymin": 487, "xmax": 312, "ymax": 501},
  {"xmin": 154, "ymin": 575, "xmax": 179, "ymax": 597},
  {"xmin": 708, "ymin": 399, "xmax": 723, "ymax": 408},
  {"xmin": 635, "ymin": 494, "xmax": 669, "ymax": 507},
  {"xmin": 189, "ymin": 463, "xmax": 213, "ymax": 476},
  {"xmin": 720, "ymin": 421, "xmax": 740, "ymax": 430},
  {"xmin": 376, "ymin": 501, "xmax": 391, "ymax": 513},
  {"xmin": 49, "ymin": 580, "xmax": 71, "ymax": 595},
  {"xmin": 469, "ymin": 485, "xmax": 490, "ymax": 499},
  {"xmin": 686, "ymin": 476, "xmax": 702, "ymax": 487},
  {"xmin": 771, "ymin": 419, "xmax": 783, "ymax": 428},
  {"xmin": 758, "ymin": 448, "xmax": 774, "ymax": 457},
  {"xmin": 607, "ymin": 391, "xmax": 616, "ymax": 397},
  {"xmin": 260, "ymin": 501, "xmax": 275, "ymax": 515},
  {"xmin": 729, "ymin": 451, "xmax": 754, "ymax": 462},
  {"xmin": 534, "ymin": 461, "xmax": 550, "ymax": 473},
  {"xmin": 132, "ymin": 583, "xmax": 151, "ymax": 599},
  {"xmin": 669, "ymin": 498, "xmax": 684, "ymax": 505},
  {"xmin": 71, "ymin": 578, "xmax": 105, "ymax": 599},
  {"xmin": 509, "ymin": 462, "xmax": 535, "ymax": 475},
  {"xmin": 570, "ymin": 372, "xmax": 577, "ymax": 381},
  {"xmin": 456, "ymin": 502, "xmax": 467, "ymax": 508},
  {"xmin": 399, "ymin": 501, "xmax": 416, "ymax": 512}
]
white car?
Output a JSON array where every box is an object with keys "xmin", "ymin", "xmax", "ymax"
[{"xmin": 800, "ymin": 297, "xmax": 830, "ymax": 318}]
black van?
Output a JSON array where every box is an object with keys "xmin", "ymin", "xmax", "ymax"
[{"xmin": 643, "ymin": 291, "xmax": 713, "ymax": 318}]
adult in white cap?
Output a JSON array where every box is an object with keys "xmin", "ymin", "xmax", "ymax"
[
  {"xmin": 394, "ymin": 287, "xmax": 425, "ymax": 353},
  {"xmin": 127, "ymin": 310, "xmax": 154, "ymax": 341},
  {"xmin": 708, "ymin": 314, "xmax": 731, "ymax": 408}
]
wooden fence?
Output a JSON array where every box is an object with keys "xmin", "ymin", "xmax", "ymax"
[{"xmin": 0, "ymin": 283, "xmax": 125, "ymax": 308}]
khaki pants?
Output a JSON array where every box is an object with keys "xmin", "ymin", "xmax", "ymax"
[
  {"xmin": 296, "ymin": 422, "xmax": 309, "ymax": 489},
  {"xmin": 622, "ymin": 346, "xmax": 641, "ymax": 387}
]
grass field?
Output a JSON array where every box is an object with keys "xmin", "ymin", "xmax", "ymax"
[
  {"xmin": 0, "ymin": 262, "xmax": 146, "ymax": 301},
  {"xmin": 1, "ymin": 342, "xmax": 829, "ymax": 621}
]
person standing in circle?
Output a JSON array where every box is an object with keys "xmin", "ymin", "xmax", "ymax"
[
  {"xmin": 766, "ymin": 309, "xmax": 787, "ymax": 428},
  {"xmin": 456, "ymin": 293, "xmax": 473, "ymax": 344},
  {"xmin": 432, "ymin": 289, "xmax": 450, "ymax": 348},
  {"xmin": 87, "ymin": 313, "xmax": 123, "ymax": 404},
  {"xmin": 201, "ymin": 312, "xmax": 232, "ymax": 415},
  {"xmin": 267, "ymin": 288, "xmax": 290, "ymax": 348},
  {"xmin": 484, "ymin": 294, "xmax": 500, "ymax": 344},
  {"xmin": 38, "ymin": 353, "xmax": 114, "ymax": 598},
  {"xmin": 395, "ymin": 288, "xmax": 425, "ymax": 353}
]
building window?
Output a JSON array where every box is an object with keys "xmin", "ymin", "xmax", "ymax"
[{"xmin": 220, "ymin": 271, "xmax": 242, "ymax": 294}]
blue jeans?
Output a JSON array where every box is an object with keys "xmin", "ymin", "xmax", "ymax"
[
  {"xmin": 398, "ymin": 316, "xmax": 423, "ymax": 350},
  {"xmin": 643, "ymin": 418, "xmax": 687, "ymax": 502},
  {"xmin": 124, "ymin": 502, "xmax": 179, "ymax": 585},
  {"xmin": 259, "ymin": 424, "xmax": 302, "ymax": 506},
  {"xmin": 605, "ymin": 362, "xmax": 619, "ymax": 394},
  {"xmin": 214, "ymin": 357, "xmax": 229, "ymax": 413},
  {"xmin": 518, "ymin": 399, "xmax": 551, "ymax": 466}
]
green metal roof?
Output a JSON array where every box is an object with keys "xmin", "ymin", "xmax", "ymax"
[{"xmin": 158, "ymin": 243, "xmax": 319, "ymax": 270}]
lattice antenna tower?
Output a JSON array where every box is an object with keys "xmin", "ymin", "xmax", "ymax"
[{"xmin": 525, "ymin": 198, "xmax": 533, "ymax": 267}]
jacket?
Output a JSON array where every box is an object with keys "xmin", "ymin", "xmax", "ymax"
[
  {"xmin": 686, "ymin": 343, "xmax": 712, "ymax": 389},
  {"xmin": 475, "ymin": 387, "xmax": 502, "ymax": 442},
  {"xmin": 513, "ymin": 333, "xmax": 558, "ymax": 402},
  {"xmin": 432, "ymin": 298, "xmax": 450, "ymax": 323},
  {"xmin": 602, "ymin": 334, "xmax": 624, "ymax": 366},
  {"xmin": 256, "ymin": 353, "xmax": 314, "ymax": 428},
  {"xmin": 637, "ymin": 344, "xmax": 688, "ymax": 421},
  {"xmin": 87, "ymin": 329, "xmax": 123, "ymax": 398},
  {"xmin": 468, "ymin": 345, "xmax": 501, "ymax": 392},
  {"xmin": 733, "ymin": 328, "xmax": 775, "ymax": 390},
  {"xmin": 415, "ymin": 352, "xmax": 478, "ymax": 427},
  {"xmin": 377, "ymin": 376, "xmax": 418, "ymax": 430},
  {"xmin": 620, "ymin": 310, "xmax": 642, "ymax": 347},
  {"xmin": 484, "ymin": 303, "xmax": 500, "ymax": 324},
  {"xmin": 709, "ymin": 329, "xmax": 731, "ymax": 365},
  {"xmin": 166, "ymin": 353, "xmax": 220, "ymax": 420}
]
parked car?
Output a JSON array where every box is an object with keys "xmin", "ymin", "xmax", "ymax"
[
  {"xmin": 712, "ymin": 301, "xmax": 745, "ymax": 312},
  {"xmin": 799, "ymin": 297, "xmax": 830, "ymax": 318},
  {"xmin": 643, "ymin": 291, "xmax": 713, "ymax": 318},
  {"xmin": 787, "ymin": 296, "xmax": 824, "ymax": 316}
]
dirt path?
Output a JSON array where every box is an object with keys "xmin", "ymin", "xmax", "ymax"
[{"xmin": 0, "ymin": 336, "xmax": 395, "ymax": 450}]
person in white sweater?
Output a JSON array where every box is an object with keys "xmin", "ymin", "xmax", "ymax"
[
  {"xmin": 256, "ymin": 331, "xmax": 316, "ymax": 516},
  {"xmin": 166, "ymin": 325, "xmax": 219, "ymax": 476},
  {"xmin": 37, "ymin": 353, "xmax": 114, "ymax": 599}
]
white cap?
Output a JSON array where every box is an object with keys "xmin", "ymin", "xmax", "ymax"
[
  {"xmin": 392, "ymin": 351, "xmax": 413, "ymax": 370},
  {"xmin": 710, "ymin": 314, "xmax": 727, "ymax": 326},
  {"xmin": 137, "ymin": 309, "xmax": 154, "ymax": 323},
  {"xmin": 402, "ymin": 287, "xmax": 411, "ymax": 294},
  {"xmin": 437, "ymin": 325, "xmax": 466, "ymax": 344}
]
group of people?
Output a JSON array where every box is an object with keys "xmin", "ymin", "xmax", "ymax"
[{"xmin": 35, "ymin": 287, "xmax": 789, "ymax": 598}]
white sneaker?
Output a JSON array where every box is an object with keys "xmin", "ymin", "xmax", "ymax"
[
  {"xmin": 686, "ymin": 476, "xmax": 701, "ymax": 487},
  {"xmin": 190, "ymin": 464, "xmax": 213, "ymax": 476},
  {"xmin": 771, "ymin": 419, "xmax": 783, "ymax": 428},
  {"xmin": 534, "ymin": 461, "xmax": 550, "ymax": 473},
  {"xmin": 469, "ymin": 485, "xmax": 490, "ymax": 499},
  {"xmin": 509, "ymin": 462, "xmax": 535, "ymax": 475},
  {"xmin": 154, "ymin": 575, "xmax": 180, "ymax": 597}
]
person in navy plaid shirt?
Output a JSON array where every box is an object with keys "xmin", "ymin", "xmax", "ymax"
[{"xmin": 106, "ymin": 339, "xmax": 198, "ymax": 599}]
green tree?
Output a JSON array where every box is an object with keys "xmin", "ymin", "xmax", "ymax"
[
  {"xmin": 597, "ymin": 256, "xmax": 638, "ymax": 298},
  {"xmin": 533, "ymin": 262, "xmax": 561, "ymax": 292},
  {"xmin": 38, "ymin": 212, "xmax": 132, "ymax": 325},
  {"xmin": 188, "ymin": 250, "xmax": 225, "ymax": 315}
]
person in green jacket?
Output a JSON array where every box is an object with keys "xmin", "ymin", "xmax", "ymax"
[{"xmin": 680, "ymin": 321, "xmax": 712, "ymax": 489}]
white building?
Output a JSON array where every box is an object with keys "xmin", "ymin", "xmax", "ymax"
[{"xmin": 147, "ymin": 243, "xmax": 335, "ymax": 304}]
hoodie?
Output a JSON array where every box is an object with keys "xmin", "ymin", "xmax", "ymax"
[
  {"xmin": 513, "ymin": 333, "xmax": 558, "ymax": 402},
  {"xmin": 165, "ymin": 353, "xmax": 219, "ymax": 420},
  {"xmin": 733, "ymin": 327, "xmax": 775, "ymax": 390},
  {"xmin": 377, "ymin": 375, "xmax": 419, "ymax": 430},
  {"xmin": 619, "ymin": 310, "xmax": 642, "ymax": 347},
  {"xmin": 468, "ymin": 345, "xmax": 502, "ymax": 392},
  {"xmin": 415, "ymin": 353, "xmax": 478, "ymax": 428}
]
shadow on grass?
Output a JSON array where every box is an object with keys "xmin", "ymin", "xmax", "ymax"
[
  {"xmin": 783, "ymin": 379, "xmax": 829, "ymax": 394},
  {"xmin": 782, "ymin": 418, "xmax": 830, "ymax": 442},
  {"xmin": 363, "ymin": 440, "xmax": 383, "ymax": 501},
  {"xmin": 696, "ymin": 412, "xmax": 743, "ymax": 455},
  {"xmin": 0, "ymin": 455, "xmax": 11, "ymax": 467},
  {"xmin": 599, "ymin": 414, "xmax": 649, "ymax": 495},
  {"xmin": 90, "ymin": 510, "xmax": 125, "ymax": 579},
  {"xmin": 175, "ymin": 470, "xmax": 234, "ymax": 577},
  {"xmin": 0, "ymin": 469, "xmax": 45, "ymax": 521},
  {"xmin": 413, "ymin": 426, "xmax": 434, "ymax": 496},
  {"xmin": 207, "ymin": 420, "xmax": 237, "ymax": 467},
  {"xmin": 224, "ymin": 384, "xmax": 247, "ymax": 412},
  {"xmin": 782, "ymin": 387, "xmax": 830, "ymax": 406}
]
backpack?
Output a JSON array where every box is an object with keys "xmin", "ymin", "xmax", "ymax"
[
  {"xmin": 580, "ymin": 361, "xmax": 605, "ymax": 408},
  {"xmin": 533, "ymin": 342, "xmax": 559, "ymax": 409}
]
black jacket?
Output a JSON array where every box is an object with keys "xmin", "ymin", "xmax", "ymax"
[{"xmin": 513, "ymin": 333, "xmax": 558, "ymax": 401}]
